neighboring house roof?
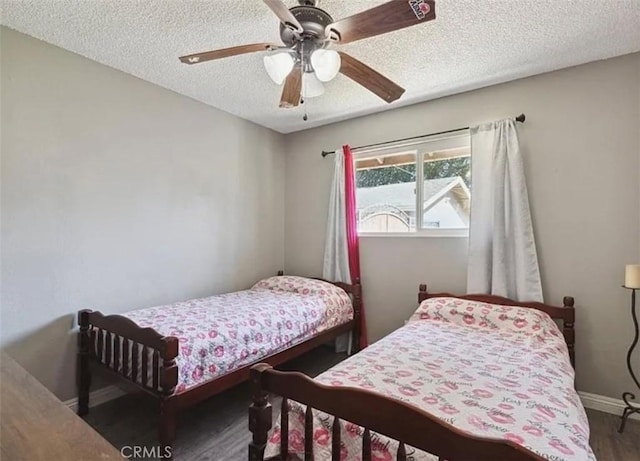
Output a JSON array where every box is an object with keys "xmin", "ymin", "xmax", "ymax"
[{"xmin": 357, "ymin": 177, "xmax": 470, "ymax": 212}]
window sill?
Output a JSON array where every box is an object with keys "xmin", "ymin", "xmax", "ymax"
[{"xmin": 359, "ymin": 230, "xmax": 469, "ymax": 238}]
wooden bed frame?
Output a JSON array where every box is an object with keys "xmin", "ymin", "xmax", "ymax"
[
  {"xmin": 248, "ymin": 285, "xmax": 576, "ymax": 461},
  {"xmin": 76, "ymin": 272, "xmax": 362, "ymax": 450}
]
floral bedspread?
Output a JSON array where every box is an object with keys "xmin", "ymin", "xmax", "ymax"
[
  {"xmin": 266, "ymin": 297, "xmax": 595, "ymax": 461},
  {"xmin": 122, "ymin": 276, "xmax": 353, "ymax": 392}
]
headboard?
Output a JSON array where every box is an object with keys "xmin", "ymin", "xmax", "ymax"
[{"xmin": 418, "ymin": 284, "xmax": 576, "ymax": 368}]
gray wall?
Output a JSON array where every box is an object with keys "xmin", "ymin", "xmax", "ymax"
[
  {"xmin": 0, "ymin": 28, "xmax": 285, "ymax": 401},
  {"xmin": 284, "ymin": 53, "xmax": 640, "ymax": 400}
]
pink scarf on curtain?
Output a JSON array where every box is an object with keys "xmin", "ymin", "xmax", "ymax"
[{"xmin": 343, "ymin": 145, "xmax": 368, "ymax": 348}]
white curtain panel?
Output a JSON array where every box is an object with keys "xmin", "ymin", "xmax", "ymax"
[
  {"xmin": 467, "ymin": 119, "xmax": 543, "ymax": 302},
  {"xmin": 322, "ymin": 148, "xmax": 352, "ymax": 285},
  {"xmin": 323, "ymin": 147, "xmax": 352, "ymax": 353}
]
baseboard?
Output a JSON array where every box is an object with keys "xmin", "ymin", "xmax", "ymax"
[
  {"xmin": 64, "ymin": 385, "xmax": 126, "ymax": 412},
  {"xmin": 579, "ymin": 391, "xmax": 640, "ymax": 421}
]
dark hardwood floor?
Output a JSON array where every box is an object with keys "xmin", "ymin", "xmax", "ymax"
[{"xmin": 85, "ymin": 346, "xmax": 639, "ymax": 460}]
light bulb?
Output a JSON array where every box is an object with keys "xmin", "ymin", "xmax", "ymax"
[
  {"xmin": 302, "ymin": 72, "xmax": 325, "ymax": 98},
  {"xmin": 263, "ymin": 52, "xmax": 294, "ymax": 84},
  {"xmin": 310, "ymin": 49, "xmax": 341, "ymax": 82}
]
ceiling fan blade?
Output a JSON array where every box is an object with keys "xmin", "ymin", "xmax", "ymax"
[
  {"xmin": 279, "ymin": 65, "xmax": 302, "ymax": 108},
  {"xmin": 179, "ymin": 43, "xmax": 277, "ymax": 65},
  {"xmin": 327, "ymin": 0, "xmax": 436, "ymax": 44},
  {"xmin": 263, "ymin": 0, "xmax": 304, "ymax": 33},
  {"xmin": 338, "ymin": 52, "xmax": 405, "ymax": 103}
]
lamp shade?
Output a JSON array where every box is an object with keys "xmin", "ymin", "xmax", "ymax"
[
  {"xmin": 625, "ymin": 264, "xmax": 640, "ymax": 289},
  {"xmin": 302, "ymin": 72, "xmax": 325, "ymax": 98},
  {"xmin": 263, "ymin": 52, "xmax": 294, "ymax": 84},
  {"xmin": 310, "ymin": 49, "xmax": 341, "ymax": 82}
]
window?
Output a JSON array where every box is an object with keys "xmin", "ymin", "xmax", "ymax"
[{"xmin": 355, "ymin": 133, "xmax": 470, "ymax": 236}]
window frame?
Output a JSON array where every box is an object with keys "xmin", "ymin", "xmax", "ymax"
[{"xmin": 354, "ymin": 131, "xmax": 471, "ymax": 238}]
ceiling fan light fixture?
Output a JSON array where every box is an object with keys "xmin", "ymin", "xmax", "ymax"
[
  {"xmin": 310, "ymin": 49, "xmax": 341, "ymax": 82},
  {"xmin": 263, "ymin": 52, "xmax": 295, "ymax": 84},
  {"xmin": 302, "ymin": 72, "xmax": 325, "ymax": 98},
  {"xmin": 180, "ymin": 0, "xmax": 435, "ymax": 109}
]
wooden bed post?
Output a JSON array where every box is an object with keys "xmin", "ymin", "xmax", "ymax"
[
  {"xmin": 159, "ymin": 337, "xmax": 179, "ymax": 452},
  {"xmin": 418, "ymin": 284, "xmax": 428, "ymax": 304},
  {"xmin": 77, "ymin": 309, "xmax": 92, "ymax": 416},
  {"xmin": 563, "ymin": 296, "xmax": 576, "ymax": 368},
  {"xmin": 249, "ymin": 364, "xmax": 273, "ymax": 461},
  {"xmin": 351, "ymin": 278, "xmax": 362, "ymax": 353}
]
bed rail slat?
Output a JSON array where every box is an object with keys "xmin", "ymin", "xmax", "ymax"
[
  {"xmin": 397, "ymin": 442, "xmax": 407, "ymax": 461},
  {"xmin": 304, "ymin": 406, "xmax": 313, "ymax": 460},
  {"xmin": 153, "ymin": 350, "xmax": 160, "ymax": 391},
  {"xmin": 105, "ymin": 332, "xmax": 112, "ymax": 368},
  {"xmin": 96, "ymin": 329, "xmax": 104, "ymax": 363},
  {"xmin": 113, "ymin": 335, "xmax": 121, "ymax": 373},
  {"xmin": 142, "ymin": 346, "xmax": 149, "ymax": 388},
  {"xmin": 280, "ymin": 398, "xmax": 289, "ymax": 458},
  {"xmin": 332, "ymin": 416, "xmax": 341, "ymax": 461},
  {"xmin": 122, "ymin": 338, "xmax": 130, "ymax": 379},
  {"xmin": 131, "ymin": 343, "xmax": 139, "ymax": 384},
  {"xmin": 89, "ymin": 328, "xmax": 97, "ymax": 359},
  {"xmin": 363, "ymin": 428, "xmax": 372, "ymax": 461}
]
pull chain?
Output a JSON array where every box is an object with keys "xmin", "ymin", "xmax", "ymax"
[{"xmin": 301, "ymin": 65, "xmax": 308, "ymax": 121}]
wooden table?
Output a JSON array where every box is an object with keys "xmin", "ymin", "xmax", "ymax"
[{"xmin": 0, "ymin": 352, "xmax": 123, "ymax": 460}]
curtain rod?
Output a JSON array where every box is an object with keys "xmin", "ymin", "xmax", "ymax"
[{"xmin": 321, "ymin": 113, "xmax": 526, "ymax": 157}]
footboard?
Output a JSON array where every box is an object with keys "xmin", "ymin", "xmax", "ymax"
[
  {"xmin": 77, "ymin": 309, "xmax": 178, "ymax": 413},
  {"xmin": 248, "ymin": 364, "xmax": 544, "ymax": 461}
]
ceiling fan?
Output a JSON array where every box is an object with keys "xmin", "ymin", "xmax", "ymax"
[{"xmin": 179, "ymin": 0, "xmax": 436, "ymax": 109}]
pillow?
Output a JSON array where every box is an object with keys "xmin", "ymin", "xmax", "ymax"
[
  {"xmin": 252, "ymin": 275, "xmax": 352, "ymax": 310},
  {"xmin": 408, "ymin": 297, "xmax": 562, "ymax": 339}
]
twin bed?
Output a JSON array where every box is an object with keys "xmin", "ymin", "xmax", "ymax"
[
  {"xmin": 248, "ymin": 286, "xmax": 594, "ymax": 461},
  {"xmin": 77, "ymin": 274, "xmax": 593, "ymax": 461},
  {"xmin": 76, "ymin": 273, "xmax": 362, "ymax": 449}
]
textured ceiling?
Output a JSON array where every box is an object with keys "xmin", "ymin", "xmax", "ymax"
[{"xmin": 2, "ymin": 1, "xmax": 639, "ymax": 133}]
